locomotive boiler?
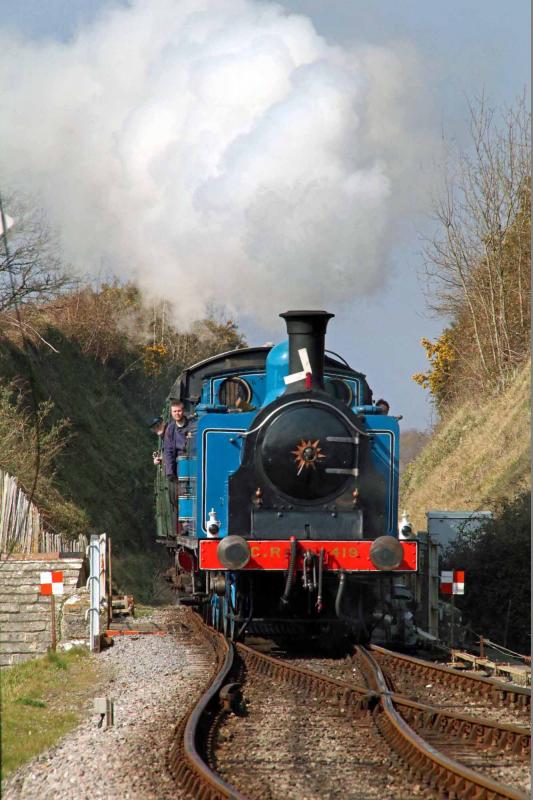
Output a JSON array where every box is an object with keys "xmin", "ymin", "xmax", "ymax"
[{"xmin": 155, "ymin": 310, "xmax": 417, "ymax": 643}]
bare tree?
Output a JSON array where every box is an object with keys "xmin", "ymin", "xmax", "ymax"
[
  {"xmin": 423, "ymin": 93, "xmax": 531, "ymax": 393},
  {"xmin": 0, "ymin": 193, "xmax": 72, "ymax": 320}
]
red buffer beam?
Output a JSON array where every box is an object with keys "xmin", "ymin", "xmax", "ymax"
[{"xmin": 200, "ymin": 539, "xmax": 417, "ymax": 572}]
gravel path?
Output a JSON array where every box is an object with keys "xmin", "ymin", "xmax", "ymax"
[{"xmin": 2, "ymin": 607, "xmax": 213, "ymax": 800}]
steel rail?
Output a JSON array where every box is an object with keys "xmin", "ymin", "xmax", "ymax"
[
  {"xmin": 357, "ymin": 647, "xmax": 529, "ymax": 800},
  {"xmin": 168, "ymin": 613, "xmax": 247, "ymax": 800},
  {"xmin": 385, "ymin": 690, "xmax": 530, "ymax": 759},
  {"xmin": 371, "ymin": 644, "xmax": 531, "ymax": 712},
  {"xmin": 364, "ymin": 649, "xmax": 530, "ymax": 758}
]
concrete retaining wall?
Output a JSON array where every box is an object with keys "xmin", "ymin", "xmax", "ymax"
[{"xmin": 0, "ymin": 554, "xmax": 88, "ymax": 667}]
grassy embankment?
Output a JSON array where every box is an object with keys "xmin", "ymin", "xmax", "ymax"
[
  {"xmin": 1, "ymin": 647, "xmax": 103, "ymax": 779},
  {"xmin": 401, "ymin": 360, "xmax": 531, "ymax": 531},
  {"xmin": 0, "ymin": 329, "xmax": 170, "ymax": 601}
]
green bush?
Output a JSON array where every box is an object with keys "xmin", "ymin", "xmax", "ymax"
[{"xmin": 443, "ymin": 491, "xmax": 531, "ymax": 653}]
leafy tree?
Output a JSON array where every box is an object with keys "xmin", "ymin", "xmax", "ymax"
[
  {"xmin": 443, "ymin": 491, "xmax": 531, "ymax": 653},
  {"xmin": 156, "ymin": 314, "xmax": 246, "ymax": 372}
]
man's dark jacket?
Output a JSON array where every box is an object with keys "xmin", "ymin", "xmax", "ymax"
[{"xmin": 164, "ymin": 418, "xmax": 190, "ymax": 477}]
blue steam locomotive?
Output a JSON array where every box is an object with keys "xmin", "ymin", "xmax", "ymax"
[{"xmin": 156, "ymin": 310, "xmax": 417, "ymax": 642}]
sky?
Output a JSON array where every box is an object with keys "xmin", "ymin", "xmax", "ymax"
[{"xmin": 0, "ymin": 0, "xmax": 529, "ymax": 429}]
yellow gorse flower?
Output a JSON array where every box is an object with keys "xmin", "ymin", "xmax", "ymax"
[{"xmin": 412, "ymin": 332, "xmax": 455, "ymax": 405}]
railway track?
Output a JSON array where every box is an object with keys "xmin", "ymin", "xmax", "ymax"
[
  {"xmin": 370, "ymin": 644, "xmax": 531, "ymax": 722},
  {"xmin": 169, "ymin": 612, "xmax": 530, "ymax": 800},
  {"xmin": 354, "ymin": 647, "xmax": 529, "ymax": 799}
]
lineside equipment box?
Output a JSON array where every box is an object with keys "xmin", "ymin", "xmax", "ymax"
[{"xmin": 426, "ymin": 511, "xmax": 492, "ymax": 549}]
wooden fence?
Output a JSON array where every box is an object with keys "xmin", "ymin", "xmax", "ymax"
[{"xmin": 0, "ymin": 470, "xmax": 87, "ymax": 554}]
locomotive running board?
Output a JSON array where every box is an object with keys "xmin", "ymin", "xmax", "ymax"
[{"xmin": 199, "ymin": 539, "xmax": 417, "ymax": 572}]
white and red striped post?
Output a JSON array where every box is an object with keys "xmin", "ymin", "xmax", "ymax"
[
  {"xmin": 40, "ymin": 571, "xmax": 64, "ymax": 651},
  {"xmin": 440, "ymin": 570, "xmax": 465, "ymax": 649}
]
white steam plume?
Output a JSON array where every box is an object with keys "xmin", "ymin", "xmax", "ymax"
[{"xmin": 0, "ymin": 0, "xmax": 431, "ymax": 325}]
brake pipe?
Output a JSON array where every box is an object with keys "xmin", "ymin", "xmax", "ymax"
[
  {"xmin": 280, "ymin": 536, "xmax": 298, "ymax": 607},
  {"xmin": 335, "ymin": 570, "xmax": 350, "ymax": 622}
]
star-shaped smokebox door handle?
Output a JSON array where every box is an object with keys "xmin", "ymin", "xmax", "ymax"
[{"xmin": 291, "ymin": 439, "xmax": 326, "ymax": 476}]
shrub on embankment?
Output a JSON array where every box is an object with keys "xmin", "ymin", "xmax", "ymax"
[{"xmin": 0, "ymin": 380, "xmax": 90, "ymax": 540}]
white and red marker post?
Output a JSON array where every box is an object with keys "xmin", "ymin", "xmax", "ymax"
[
  {"xmin": 440, "ymin": 570, "xmax": 465, "ymax": 649},
  {"xmin": 40, "ymin": 571, "xmax": 64, "ymax": 651},
  {"xmin": 440, "ymin": 570, "xmax": 465, "ymax": 595}
]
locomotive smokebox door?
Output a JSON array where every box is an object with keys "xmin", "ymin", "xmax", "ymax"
[{"xmin": 259, "ymin": 404, "xmax": 356, "ymax": 501}]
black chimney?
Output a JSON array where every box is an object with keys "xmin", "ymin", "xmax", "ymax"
[{"xmin": 280, "ymin": 310, "xmax": 334, "ymax": 393}]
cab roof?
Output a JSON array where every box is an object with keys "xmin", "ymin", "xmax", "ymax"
[{"xmin": 170, "ymin": 345, "xmax": 368, "ymax": 408}]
